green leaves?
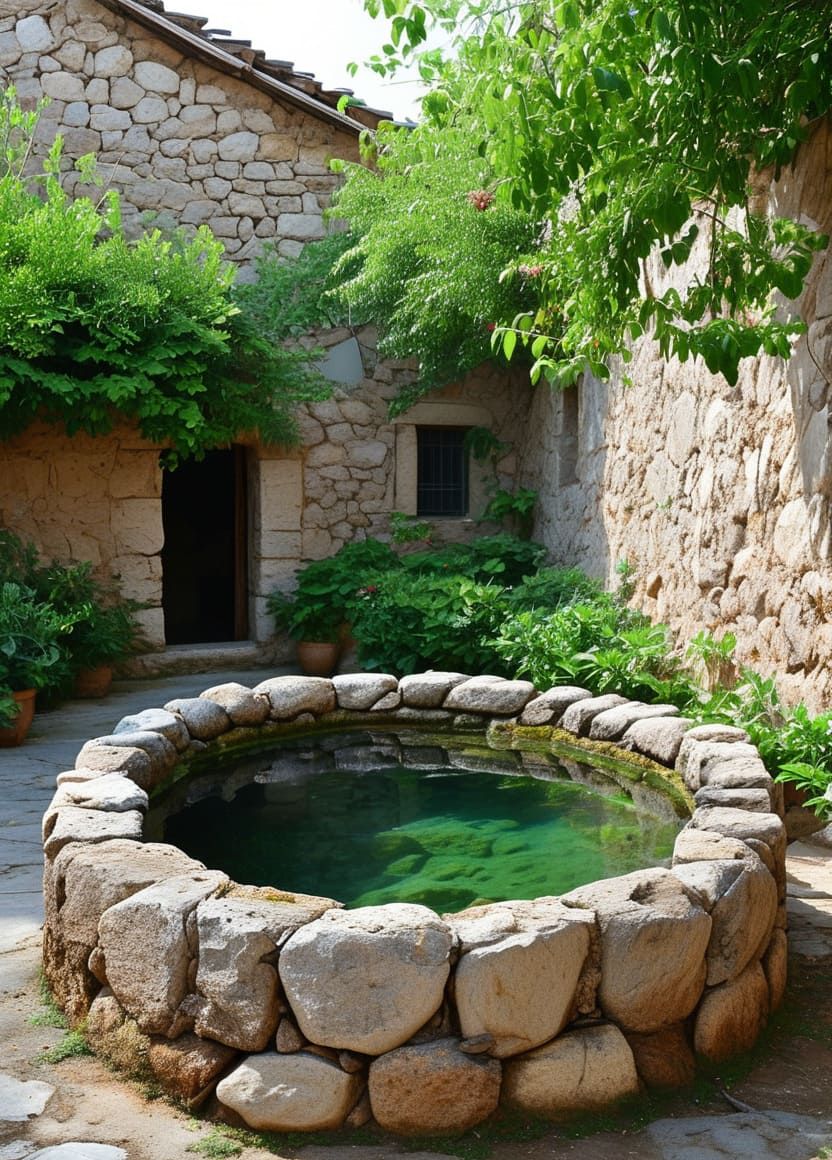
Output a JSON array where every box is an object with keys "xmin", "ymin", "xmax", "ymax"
[
  {"xmin": 0, "ymin": 89, "xmax": 328, "ymax": 461},
  {"xmin": 352, "ymin": 0, "xmax": 831, "ymax": 392}
]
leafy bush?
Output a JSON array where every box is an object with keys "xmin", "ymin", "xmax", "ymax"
[
  {"xmin": 508, "ymin": 566, "xmax": 603, "ymax": 611},
  {"xmin": 352, "ymin": 0, "xmax": 830, "ymax": 390},
  {"xmin": 402, "ymin": 534, "xmax": 546, "ymax": 585},
  {"xmin": 0, "ymin": 581, "xmax": 67, "ymax": 695},
  {"xmin": 0, "ymin": 88, "xmax": 328, "ymax": 464},
  {"xmin": 331, "ymin": 121, "xmax": 540, "ymax": 409},
  {"xmin": 232, "ymin": 232, "xmax": 354, "ymax": 341},
  {"xmin": 351, "ymin": 570, "xmax": 509, "ymax": 675},
  {"xmin": 268, "ymin": 539, "xmax": 399, "ymax": 642},
  {"xmin": 0, "ymin": 531, "xmax": 141, "ymax": 707}
]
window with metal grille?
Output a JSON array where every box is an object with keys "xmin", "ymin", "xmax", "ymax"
[{"xmin": 416, "ymin": 426, "xmax": 469, "ymax": 516}]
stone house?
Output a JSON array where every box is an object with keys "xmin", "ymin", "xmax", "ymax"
[{"xmin": 0, "ymin": 0, "xmax": 532, "ymax": 660}]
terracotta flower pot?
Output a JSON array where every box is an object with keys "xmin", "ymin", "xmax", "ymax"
[
  {"xmin": 0, "ymin": 688, "xmax": 36, "ymax": 747},
  {"xmin": 73, "ymin": 664, "xmax": 114, "ymax": 699},
  {"xmin": 296, "ymin": 640, "xmax": 341, "ymax": 677}
]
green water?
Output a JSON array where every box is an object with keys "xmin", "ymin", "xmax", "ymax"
[{"xmin": 164, "ymin": 761, "xmax": 680, "ymax": 914}]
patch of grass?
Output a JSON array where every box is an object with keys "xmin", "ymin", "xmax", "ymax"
[
  {"xmin": 187, "ymin": 1131, "xmax": 243, "ymax": 1159},
  {"xmin": 37, "ymin": 1027, "xmax": 92, "ymax": 1064},
  {"xmin": 29, "ymin": 972, "xmax": 68, "ymax": 1029}
]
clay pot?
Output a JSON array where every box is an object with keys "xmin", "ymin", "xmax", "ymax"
[
  {"xmin": 73, "ymin": 664, "xmax": 114, "ymax": 699},
  {"xmin": 0, "ymin": 688, "xmax": 36, "ymax": 747},
  {"xmin": 296, "ymin": 641, "xmax": 341, "ymax": 677}
]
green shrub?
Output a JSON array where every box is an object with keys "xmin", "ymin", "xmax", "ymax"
[
  {"xmin": 268, "ymin": 538, "xmax": 399, "ymax": 642},
  {"xmin": 0, "ymin": 581, "xmax": 68, "ymax": 694},
  {"xmin": 401, "ymin": 534, "xmax": 546, "ymax": 585},
  {"xmin": 0, "ymin": 87, "xmax": 328, "ymax": 464},
  {"xmin": 508, "ymin": 566, "xmax": 603, "ymax": 611},
  {"xmin": 0, "ymin": 531, "xmax": 141, "ymax": 707},
  {"xmin": 351, "ymin": 570, "xmax": 510, "ymax": 675}
]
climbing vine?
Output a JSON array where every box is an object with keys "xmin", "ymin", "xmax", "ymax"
[{"xmin": 336, "ymin": 0, "xmax": 831, "ymax": 399}]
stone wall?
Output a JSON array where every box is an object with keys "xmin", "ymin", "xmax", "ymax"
[
  {"xmin": 520, "ymin": 119, "xmax": 832, "ymax": 709},
  {"xmin": 42, "ymin": 670, "xmax": 786, "ymax": 1133},
  {"xmin": 1, "ymin": 0, "xmax": 364, "ymax": 276},
  {"xmin": 250, "ymin": 330, "xmax": 532, "ymax": 642},
  {"xmin": 0, "ymin": 421, "xmax": 165, "ymax": 644},
  {"xmin": 0, "ymin": 340, "xmax": 530, "ymax": 649}
]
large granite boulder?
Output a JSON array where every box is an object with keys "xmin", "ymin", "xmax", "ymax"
[
  {"xmin": 332, "ymin": 672, "xmax": 398, "ymax": 710},
  {"xmin": 398, "ymin": 671, "xmax": 469, "ymax": 708},
  {"xmin": 98, "ymin": 871, "xmax": 228, "ymax": 1037},
  {"xmin": 673, "ymin": 857, "xmax": 776, "ymax": 985},
  {"xmin": 163, "ymin": 697, "xmax": 232, "ymax": 741},
  {"xmin": 279, "ymin": 904, "xmax": 452, "ymax": 1054},
  {"xmin": 199, "ymin": 682, "xmax": 270, "ymax": 726},
  {"xmin": 448, "ymin": 899, "xmax": 597, "ymax": 1057},
  {"xmin": 253, "ymin": 675, "xmax": 336, "ymax": 719},
  {"xmin": 112, "ymin": 707, "xmax": 190, "ymax": 752},
  {"xmin": 44, "ymin": 839, "xmax": 204, "ymax": 1022},
  {"xmin": 444, "ymin": 676, "xmax": 536, "ymax": 716},
  {"xmin": 216, "ymin": 1052, "xmax": 361, "ymax": 1130},
  {"xmin": 503, "ymin": 1024, "xmax": 639, "ymax": 1118},
  {"xmin": 193, "ymin": 889, "xmax": 337, "ymax": 1052},
  {"xmin": 563, "ymin": 868, "xmax": 711, "ymax": 1032},
  {"xmin": 368, "ymin": 1039, "xmax": 501, "ymax": 1135},
  {"xmin": 693, "ymin": 961, "xmax": 769, "ymax": 1062}
]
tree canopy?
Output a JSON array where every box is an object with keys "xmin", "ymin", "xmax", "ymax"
[
  {"xmin": 332, "ymin": 0, "xmax": 831, "ymax": 402},
  {"xmin": 0, "ymin": 89, "xmax": 328, "ymax": 463}
]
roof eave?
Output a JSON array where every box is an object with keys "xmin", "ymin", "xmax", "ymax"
[{"xmin": 100, "ymin": 0, "xmax": 380, "ymax": 136}]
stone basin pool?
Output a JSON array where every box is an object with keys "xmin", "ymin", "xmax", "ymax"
[
  {"xmin": 42, "ymin": 671, "xmax": 788, "ymax": 1137},
  {"xmin": 152, "ymin": 731, "xmax": 681, "ymax": 913}
]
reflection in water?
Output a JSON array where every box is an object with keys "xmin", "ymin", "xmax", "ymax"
[{"xmin": 159, "ymin": 733, "xmax": 681, "ymax": 914}]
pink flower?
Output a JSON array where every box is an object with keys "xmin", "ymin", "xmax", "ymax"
[
  {"xmin": 518, "ymin": 263, "xmax": 544, "ymax": 278},
  {"xmin": 486, "ymin": 322, "xmax": 496, "ymax": 332}
]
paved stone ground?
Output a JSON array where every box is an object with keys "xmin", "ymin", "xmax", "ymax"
[{"xmin": 1, "ymin": 670, "xmax": 832, "ymax": 1159}]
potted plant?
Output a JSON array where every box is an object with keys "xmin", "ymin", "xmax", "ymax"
[
  {"xmin": 0, "ymin": 581, "xmax": 65, "ymax": 746},
  {"xmin": 267, "ymin": 540, "xmax": 399, "ymax": 676},
  {"xmin": 65, "ymin": 599, "xmax": 140, "ymax": 697},
  {"xmin": 268, "ymin": 590, "xmax": 343, "ymax": 676}
]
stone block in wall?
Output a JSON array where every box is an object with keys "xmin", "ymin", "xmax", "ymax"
[
  {"xmin": 672, "ymin": 858, "xmax": 776, "ymax": 985},
  {"xmin": 43, "ymin": 838, "xmax": 204, "ymax": 1022},
  {"xmin": 625, "ymin": 1023, "xmax": 695, "ymax": 1089},
  {"xmin": 693, "ymin": 961, "xmax": 769, "ymax": 1063},
  {"xmin": 252, "ymin": 595, "xmax": 277, "ymax": 644},
  {"xmin": 563, "ymin": 868, "xmax": 711, "ymax": 1033},
  {"xmin": 368, "ymin": 1039, "xmax": 501, "ymax": 1135},
  {"xmin": 98, "ymin": 870, "xmax": 229, "ymax": 1038},
  {"xmin": 193, "ymin": 892, "xmax": 335, "ymax": 1052},
  {"xmin": 108, "ymin": 448, "xmax": 161, "ymax": 499},
  {"xmin": 257, "ymin": 457, "xmax": 302, "ymax": 531},
  {"xmin": 502, "ymin": 1025, "xmax": 639, "ymax": 1119},
  {"xmin": 111, "ymin": 498, "xmax": 164, "ymax": 556},
  {"xmin": 279, "ymin": 903, "xmax": 452, "ymax": 1055},
  {"xmin": 449, "ymin": 898, "xmax": 597, "ymax": 1057},
  {"xmin": 256, "ymin": 529, "xmax": 302, "ymax": 560},
  {"xmin": 216, "ymin": 1052, "xmax": 362, "ymax": 1131}
]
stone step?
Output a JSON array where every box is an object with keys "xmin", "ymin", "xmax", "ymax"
[{"xmin": 120, "ymin": 641, "xmax": 275, "ymax": 678}]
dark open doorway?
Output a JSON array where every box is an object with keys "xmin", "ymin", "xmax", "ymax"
[{"xmin": 161, "ymin": 447, "xmax": 248, "ymax": 644}]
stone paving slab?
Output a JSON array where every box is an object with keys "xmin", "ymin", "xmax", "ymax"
[
  {"xmin": 0, "ymin": 668, "xmax": 279, "ymax": 953},
  {"xmin": 646, "ymin": 1111, "xmax": 832, "ymax": 1159}
]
